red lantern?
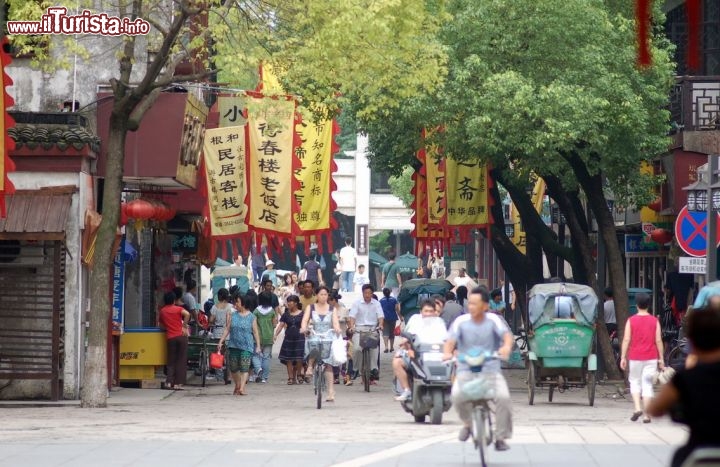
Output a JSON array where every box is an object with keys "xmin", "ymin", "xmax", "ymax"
[
  {"xmin": 647, "ymin": 197, "xmax": 662, "ymax": 212},
  {"xmin": 650, "ymin": 228, "xmax": 673, "ymax": 244},
  {"xmin": 125, "ymin": 198, "xmax": 155, "ymax": 220}
]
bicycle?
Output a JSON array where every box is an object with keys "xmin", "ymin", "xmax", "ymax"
[
  {"xmin": 308, "ymin": 329, "xmax": 335, "ymax": 409},
  {"xmin": 665, "ymin": 337, "xmax": 689, "ymax": 371},
  {"xmin": 357, "ymin": 328, "xmax": 380, "ymax": 393},
  {"xmin": 456, "ymin": 352, "xmax": 500, "ymax": 467}
]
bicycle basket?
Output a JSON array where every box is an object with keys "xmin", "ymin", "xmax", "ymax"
[
  {"xmin": 460, "ymin": 375, "xmax": 496, "ymax": 401},
  {"xmin": 359, "ymin": 333, "xmax": 380, "ymax": 350},
  {"xmin": 307, "ymin": 339, "xmax": 332, "ymax": 360}
]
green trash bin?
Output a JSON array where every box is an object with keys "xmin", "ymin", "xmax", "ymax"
[{"xmin": 627, "ymin": 288, "xmax": 652, "ymax": 316}]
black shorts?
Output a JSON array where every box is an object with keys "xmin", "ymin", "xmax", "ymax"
[{"xmin": 383, "ymin": 320, "xmax": 397, "ymax": 337}]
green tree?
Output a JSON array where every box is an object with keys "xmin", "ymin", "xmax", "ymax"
[
  {"xmin": 388, "ymin": 166, "xmax": 415, "ymax": 208},
  {"xmin": 360, "ymin": 0, "xmax": 675, "ymax": 379},
  {"xmin": 9, "ymin": 0, "xmax": 447, "ymax": 407}
]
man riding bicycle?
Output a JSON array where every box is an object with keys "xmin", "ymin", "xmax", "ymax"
[
  {"xmin": 443, "ymin": 286, "xmax": 514, "ymax": 451},
  {"xmin": 348, "ymin": 284, "xmax": 384, "ymax": 382},
  {"xmin": 393, "ymin": 299, "xmax": 448, "ymax": 401}
]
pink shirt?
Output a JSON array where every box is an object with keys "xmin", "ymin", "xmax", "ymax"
[{"xmin": 627, "ymin": 314, "xmax": 659, "ymax": 361}]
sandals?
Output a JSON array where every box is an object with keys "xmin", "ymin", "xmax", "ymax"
[
  {"xmin": 287, "ymin": 378, "xmax": 295, "ymax": 385},
  {"xmin": 643, "ymin": 417, "xmax": 651, "ymax": 424},
  {"xmin": 630, "ymin": 411, "xmax": 643, "ymax": 422}
]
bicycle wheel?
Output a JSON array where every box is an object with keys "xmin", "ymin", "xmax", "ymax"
[
  {"xmin": 362, "ymin": 349, "xmax": 370, "ymax": 393},
  {"xmin": 316, "ymin": 365, "xmax": 323, "ymax": 410},
  {"xmin": 667, "ymin": 345, "xmax": 686, "ymax": 371},
  {"xmin": 473, "ymin": 407, "xmax": 488, "ymax": 467},
  {"xmin": 199, "ymin": 349, "xmax": 208, "ymax": 387}
]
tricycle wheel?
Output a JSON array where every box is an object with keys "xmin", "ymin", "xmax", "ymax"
[
  {"xmin": 548, "ymin": 385, "xmax": 554, "ymax": 402},
  {"xmin": 587, "ymin": 371, "xmax": 596, "ymax": 406},
  {"xmin": 414, "ymin": 414, "xmax": 426, "ymax": 423},
  {"xmin": 527, "ymin": 361, "xmax": 536, "ymax": 405}
]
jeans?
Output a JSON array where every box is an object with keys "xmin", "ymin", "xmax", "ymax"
[
  {"xmin": 341, "ymin": 271, "xmax": 354, "ymax": 292},
  {"xmin": 251, "ymin": 344, "xmax": 273, "ymax": 379},
  {"xmin": 452, "ymin": 371, "xmax": 513, "ymax": 441}
]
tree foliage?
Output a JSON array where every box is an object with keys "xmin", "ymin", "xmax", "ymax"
[
  {"xmin": 8, "ymin": 0, "xmax": 449, "ymax": 405},
  {"xmin": 388, "ymin": 165, "xmax": 415, "ymax": 209}
]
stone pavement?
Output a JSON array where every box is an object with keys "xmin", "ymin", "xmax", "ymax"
[{"xmin": 0, "ymin": 336, "xmax": 687, "ymax": 467}]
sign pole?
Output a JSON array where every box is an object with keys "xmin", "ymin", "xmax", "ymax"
[{"xmin": 707, "ymin": 155, "xmax": 718, "ymax": 282}]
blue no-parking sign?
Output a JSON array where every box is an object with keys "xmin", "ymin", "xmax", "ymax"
[{"xmin": 674, "ymin": 205, "xmax": 720, "ymax": 257}]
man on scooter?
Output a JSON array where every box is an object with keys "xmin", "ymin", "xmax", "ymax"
[
  {"xmin": 392, "ymin": 299, "xmax": 448, "ymax": 401},
  {"xmin": 443, "ymin": 286, "xmax": 514, "ymax": 451}
]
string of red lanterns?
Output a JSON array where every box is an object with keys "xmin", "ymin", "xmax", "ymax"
[{"xmin": 118, "ymin": 198, "xmax": 176, "ymax": 226}]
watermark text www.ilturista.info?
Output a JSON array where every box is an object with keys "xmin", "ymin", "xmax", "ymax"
[{"xmin": 7, "ymin": 7, "xmax": 150, "ymax": 36}]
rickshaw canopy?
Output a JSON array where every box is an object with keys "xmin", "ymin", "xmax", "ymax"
[
  {"xmin": 528, "ymin": 283, "xmax": 598, "ymax": 328},
  {"xmin": 397, "ymin": 278, "xmax": 454, "ymax": 318}
]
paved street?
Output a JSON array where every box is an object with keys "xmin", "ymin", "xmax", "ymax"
[{"xmin": 0, "ymin": 343, "xmax": 686, "ymax": 467}]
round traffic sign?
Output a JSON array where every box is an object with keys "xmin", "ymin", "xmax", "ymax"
[{"xmin": 674, "ymin": 205, "xmax": 720, "ymax": 257}]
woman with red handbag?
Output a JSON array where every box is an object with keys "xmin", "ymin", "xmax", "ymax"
[{"xmin": 380, "ymin": 288, "xmax": 402, "ymax": 353}]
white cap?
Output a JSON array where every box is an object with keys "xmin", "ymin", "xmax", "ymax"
[{"xmin": 265, "ymin": 260, "xmax": 275, "ymax": 266}]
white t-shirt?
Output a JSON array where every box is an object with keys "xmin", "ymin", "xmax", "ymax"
[
  {"xmin": 353, "ymin": 273, "xmax": 369, "ymax": 287},
  {"xmin": 405, "ymin": 315, "xmax": 448, "ymax": 345},
  {"xmin": 339, "ymin": 245, "xmax": 357, "ymax": 272},
  {"xmin": 454, "ymin": 276, "xmax": 472, "ymax": 288}
]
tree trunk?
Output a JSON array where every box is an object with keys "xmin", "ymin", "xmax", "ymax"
[
  {"xmin": 565, "ymin": 154, "xmax": 625, "ymax": 380},
  {"xmin": 80, "ymin": 111, "xmax": 128, "ymax": 407}
]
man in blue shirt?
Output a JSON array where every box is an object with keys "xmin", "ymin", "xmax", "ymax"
[{"xmin": 444, "ymin": 286, "xmax": 514, "ymax": 451}]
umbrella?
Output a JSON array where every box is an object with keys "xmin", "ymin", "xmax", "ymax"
[
  {"xmin": 369, "ymin": 251, "xmax": 388, "ymax": 267},
  {"xmin": 395, "ymin": 252, "xmax": 420, "ymax": 273}
]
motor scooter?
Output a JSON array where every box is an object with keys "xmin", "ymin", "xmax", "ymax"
[{"xmin": 394, "ymin": 332, "xmax": 453, "ymax": 424}]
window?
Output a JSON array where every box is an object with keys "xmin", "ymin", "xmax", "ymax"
[{"xmin": 370, "ymin": 171, "xmax": 392, "ymax": 194}]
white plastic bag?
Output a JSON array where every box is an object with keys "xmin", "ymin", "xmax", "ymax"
[{"xmin": 331, "ymin": 336, "xmax": 348, "ymax": 365}]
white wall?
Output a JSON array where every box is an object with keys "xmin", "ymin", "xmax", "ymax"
[{"xmin": 8, "ymin": 171, "xmax": 91, "ymax": 399}]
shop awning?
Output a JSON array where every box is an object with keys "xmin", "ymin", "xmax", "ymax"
[{"xmin": 0, "ymin": 187, "xmax": 74, "ymax": 240}]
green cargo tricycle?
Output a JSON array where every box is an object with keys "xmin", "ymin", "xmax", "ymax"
[{"xmin": 526, "ymin": 283, "xmax": 598, "ymax": 406}]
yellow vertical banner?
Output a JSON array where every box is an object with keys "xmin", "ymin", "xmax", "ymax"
[
  {"xmin": 510, "ymin": 178, "xmax": 545, "ymax": 254},
  {"xmin": 445, "ymin": 158, "xmax": 489, "ymax": 226},
  {"xmin": 218, "ymin": 96, "xmax": 247, "ymax": 127},
  {"xmin": 260, "ymin": 62, "xmax": 284, "ymax": 94},
  {"xmin": 295, "ymin": 116, "xmax": 332, "ymax": 232},
  {"xmin": 247, "ymin": 96, "xmax": 295, "ymax": 235},
  {"xmin": 425, "ymin": 145, "xmax": 445, "ymax": 226},
  {"xmin": 202, "ymin": 126, "xmax": 248, "ymax": 236}
]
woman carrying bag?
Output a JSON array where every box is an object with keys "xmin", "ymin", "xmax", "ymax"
[{"xmin": 620, "ymin": 292, "xmax": 665, "ymax": 423}]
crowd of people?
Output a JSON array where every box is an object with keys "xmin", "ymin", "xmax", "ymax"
[{"xmin": 156, "ymin": 240, "xmax": 720, "ymax": 462}]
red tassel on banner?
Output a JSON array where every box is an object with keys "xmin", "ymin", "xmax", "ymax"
[
  {"xmin": 635, "ymin": 0, "xmax": 651, "ymax": 66},
  {"xmin": 686, "ymin": 0, "xmax": 701, "ymax": 71}
]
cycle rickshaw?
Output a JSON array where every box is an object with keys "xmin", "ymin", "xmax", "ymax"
[{"xmin": 526, "ymin": 282, "xmax": 598, "ymax": 406}]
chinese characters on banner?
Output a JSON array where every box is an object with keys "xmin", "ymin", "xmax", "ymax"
[
  {"xmin": 219, "ymin": 96, "xmax": 246, "ymax": 127},
  {"xmin": 411, "ymin": 140, "xmax": 446, "ymax": 254},
  {"xmin": 112, "ymin": 235, "xmax": 126, "ymax": 335},
  {"xmin": 247, "ymin": 96, "xmax": 296, "ymax": 236},
  {"xmin": 202, "ymin": 126, "xmax": 248, "ymax": 237},
  {"xmin": 445, "ymin": 158, "xmax": 490, "ymax": 240},
  {"xmin": 294, "ymin": 115, "xmax": 334, "ymax": 234},
  {"xmin": 425, "ymin": 143, "xmax": 445, "ymax": 226}
]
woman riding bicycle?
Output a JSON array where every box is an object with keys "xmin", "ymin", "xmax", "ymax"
[{"xmin": 300, "ymin": 286, "xmax": 342, "ymax": 402}]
